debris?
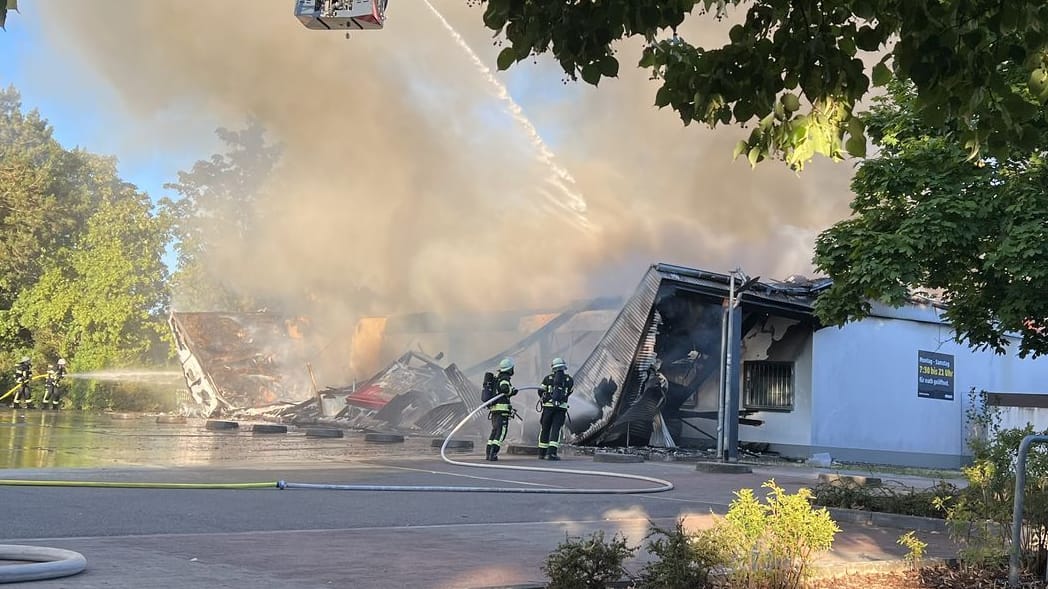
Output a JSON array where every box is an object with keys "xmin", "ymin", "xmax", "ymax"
[
  {"xmin": 169, "ymin": 312, "xmax": 316, "ymax": 417},
  {"xmin": 809, "ymin": 452, "xmax": 833, "ymax": 468}
]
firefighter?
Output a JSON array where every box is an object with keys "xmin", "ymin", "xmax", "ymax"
[
  {"xmin": 42, "ymin": 358, "xmax": 66, "ymax": 410},
  {"xmin": 13, "ymin": 356, "xmax": 32, "ymax": 409},
  {"xmin": 486, "ymin": 357, "xmax": 518, "ymax": 462},
  {"xmin": 537, "ymin": 357, "xmax": 574, "ymax": 460}
]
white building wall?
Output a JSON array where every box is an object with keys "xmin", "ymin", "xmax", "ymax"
[
  {"xmin": 998, "ymin": 407, "xmax": 1048, "ymax": 432},
  {"xmin": 809, "ymin": 303, "xmax": 1048, "ymax": 467},
  {"xmin": 739, "ymin": 329, "xmax": 813, "ymax": 447}
]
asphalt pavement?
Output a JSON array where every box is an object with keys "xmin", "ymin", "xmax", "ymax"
[{"xmin": 0, "ymin": 452, "xmax": 959, "ymax": 588}]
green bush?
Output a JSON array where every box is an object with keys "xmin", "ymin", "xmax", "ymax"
[
  {"xmin": 710, "ymin": 479, "xmax": 840, "ymax": 589},
  {"xmin": 941, "ymin": 389, "xmax": 1041, "ymax": 573},
  {"xmin": 812, "ymin": 478, "xmax": 959, "ymax": 519},
  {"xmin": 638, "ymin": 519, "xmax": 725, "ymax": 589},
  {"xmin": 897, "ymin": 530, "xmax": 927, "ymax": 571},
  {"xmin": 542, "ymin": 530, "xmax": 635, "ymax": 589}
]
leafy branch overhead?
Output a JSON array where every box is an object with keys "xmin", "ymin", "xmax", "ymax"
[
  {"xmin": 472, "ymin": 0, "xmax": 1048, "ymax": 170},
  {"xmin": 812, "ymin": 78, "xmax": 1048, "ymax": 358},
  {"xmin": 0, "ymin": 0, "xmax": 17, "ymax": 31}
]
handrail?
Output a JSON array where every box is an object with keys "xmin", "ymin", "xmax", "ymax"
[{"xmin": 1009, "ymin": 434, "xmax": 1048, "ymax": 587}]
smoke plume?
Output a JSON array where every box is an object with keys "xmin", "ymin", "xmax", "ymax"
[{"xmin": 34, "ymin": 1, "xmax": 855, "ymax": 374}]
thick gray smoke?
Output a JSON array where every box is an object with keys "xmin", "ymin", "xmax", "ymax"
[{"xmin": 33, "ymin": 2, "xmax": 854, "ymax": 373}]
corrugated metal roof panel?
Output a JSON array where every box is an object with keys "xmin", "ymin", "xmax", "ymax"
[{"xmin": 571, "ymin": 267, "xmax": 662, "ymax": 444}]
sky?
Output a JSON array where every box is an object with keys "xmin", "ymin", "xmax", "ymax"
[
  {"xmin": 0, "ymin": 1, "xmax": 858, "ymax": 323},
  {"xmin": 0, "ymin": 1, "xmax": 566, "ymax": 208},
  {"xmin": 0, "ymin": 2, "xmax": 216, "ymax": 205}
]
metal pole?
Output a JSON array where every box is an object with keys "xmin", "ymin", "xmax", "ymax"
[
  {"xmin": 1009, "ymin": 435, "xmax": 1048, "ymax": 587},
  {"xmin": 716, "ymin": 304, "xmax": 728, "ymax": 460},
  {"xmin": 722, "ymin": 273, "xmax": 736, "ymax": 462}
]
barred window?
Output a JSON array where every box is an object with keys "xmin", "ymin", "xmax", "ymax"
[{"xmin": 743, "ymin": 361, "xmax": 794, "ymax": 411}]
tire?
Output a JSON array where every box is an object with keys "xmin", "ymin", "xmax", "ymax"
[
  {"xmin": 252, "ymin": 424, "xmax": 288, "ymax": 434},
  {"xmin": 305, "ymin": 427, "xmax": 344, "ymax": 438},
  {"xmin": 205, "ymin": 420, "xmax": 239, "ymax": 431},
  {"xmin": 364, "ymin": 433, "xmax": 404, "ymax": 443},
  {"xmin": 431, "ymin": 438, "xmax": 473, "ymax": 450},
  {"xmin": 156, "ymin": 415, "xmax": 187, "ymax": 425}
]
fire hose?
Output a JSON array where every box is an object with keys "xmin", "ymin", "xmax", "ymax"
[
  {"xmin": 0, "ymin": 375, "xmax": 47, "ymax": 402},
  {"xmin": 0, "ymin": 385, "xmax": 674, "ymax": 583}
]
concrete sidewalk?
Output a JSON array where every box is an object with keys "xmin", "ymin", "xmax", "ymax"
[{"xmin": 0, "ymin": 454, "xmax": 958, "ymax": 588}]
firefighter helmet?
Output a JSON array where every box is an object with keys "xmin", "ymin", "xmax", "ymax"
[
  {"xmin": 551, "ymin": 357, "xmax": 567, "ymax": 371},
  {"xmin": 498, "ymin": 357, "xmax": 515, "ymax": 373}
]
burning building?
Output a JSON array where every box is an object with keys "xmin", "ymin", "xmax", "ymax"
[{"xmin": 171, "ymin": 262, "xmax": 1048, "ymax": 468}]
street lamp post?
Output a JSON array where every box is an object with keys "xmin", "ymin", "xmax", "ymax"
[{"xmin": 716, "ymin": 268, "xmax": 759, "ymax": 462}]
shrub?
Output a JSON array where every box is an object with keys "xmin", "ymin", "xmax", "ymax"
[
  {"xmin": 542, "ymin": 530, "xmax": 635, "ymax": 589},
  {"xmin": 638, "ymin": 518, "xmax": 725, "ymax": 589},
  {"xmin": 812, "ymin": 478, "xmax": 959, "ymax": 519},
  {"xmin": 710, "ymin": 479, "xmax": 840, "ymax": 589},
  {"xmin": 945, "ymin": 389, "xmax": 1048, "ymax": 574},
  {"xmin": 897, "ymin": 531, "xmax": 927, "ymax": 571}
]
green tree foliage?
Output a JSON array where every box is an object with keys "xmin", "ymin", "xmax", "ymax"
[
  {"xmin": 161, "ymin": 121, "xmax": 281, "ymax": 311},
  {"xmin": 472, "ymin": 0, "xmax": 1048, "ymax": 169},
  {"xmin": 0, "ymin": 86, "xmax": 171, "ymax": 388},
  {"xmin": 0, "ymin": 86, "xmax": 99, "ymax": 314},
  {"xmin": 14, "ymin": 182, "xmax": 173, "ymax": 370},
  {"xmin": 0, "ymin": 0, "xmax": 17, "ymax": 31},
  {"xmin": 813, "ymin": 78, "xmax": 1048, "ymax": 358}
]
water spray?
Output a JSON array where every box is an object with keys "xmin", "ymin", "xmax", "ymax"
[
  {"xmin": 421, "ymin": 0, "xmax": 593, "ymax": 231},
  {"xmin": 65, "ymin": 370, "xmax": 183, "ymax": 383}
]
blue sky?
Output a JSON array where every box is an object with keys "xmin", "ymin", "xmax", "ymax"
[
  {"xmin": 0, "ymin": 3, "xmax": 570, "ymax": 205},
  {"xmin": 0, "ymin": 3, "xmax": 223, "ymax": 205},
  {"xmin": 0, "ymin": 3, "xmax": 575, "ymax": 272}
]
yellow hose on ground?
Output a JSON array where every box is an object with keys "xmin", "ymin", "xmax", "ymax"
[
  {"xmin": 0, "ymin": 479, "xmax": 278, "ymax": 489},
  {"xmin": 0, "ymin": 374, "xmax": 48, "ymax": 402}
]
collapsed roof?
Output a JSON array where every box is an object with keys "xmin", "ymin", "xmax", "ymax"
[
  {"xmin": 169, "ymin": 312, "xmax": 317, "ymax": 416},
  {"xmin": 567, "ymin": 263, "xmax": 827, "ymax": 447},
  {"xmin": 169, "ymin": 263, "xmax": 849, "ymax": 448}
]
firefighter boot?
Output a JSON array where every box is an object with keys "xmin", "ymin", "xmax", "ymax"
[
  {"xmin": 489, "ymin": 445, "xmax": 499, "ymax": 462},
  {"xmin": 547, "ymin": 447, "xmax": 560, "ymax": 461},
  {"xmin": 485, "ymin": 444, "xmax": 494, "ymax": 461},
  {"xmin": 538, "ymin": 447, "xmax": 547, "ymax": 460}
]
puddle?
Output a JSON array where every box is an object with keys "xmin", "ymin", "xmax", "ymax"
[{"xmin": 0, "ymin": 410, "xmax": 473, "ymax": 469}]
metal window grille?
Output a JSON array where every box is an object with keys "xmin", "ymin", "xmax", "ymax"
[{"xmin": 743, "ymin": 361, "xmax": 794, "ymax": 411}]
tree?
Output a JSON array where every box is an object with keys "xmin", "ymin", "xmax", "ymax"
[
  {"xmin": 813, "ymin": 77, "xmax": 1048, "ymax": 358},
  {"xmin": 0, "ymin": 86, "xmax": 104, "ymax": 361},
  {"xmin": 161, "ymin": 121, "xmax": 282, "ymax": 311},
  {"xmin": 473, "ymin": 0, "xmax": 1048, "ymax": 170},
  {"xmin": 0, "ymin": 86, "xmax": 172, "ymax": 391},
  {"xmin": 12, "ymin": 162, "xmax": 172, "ymax": 370}
]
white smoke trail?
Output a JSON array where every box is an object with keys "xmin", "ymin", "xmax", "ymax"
[{"xmin": 420, "ymin": 0, "xmax": 594, "ymax": 231}]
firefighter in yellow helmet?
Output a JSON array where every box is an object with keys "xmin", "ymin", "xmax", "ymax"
[
  {"xmin": 537, "ymin": 357, "xmax": 574, "ymax": 460},
  {"xmin": 42, "ymin": 358, "xmax": 67, "ymax": 410}
]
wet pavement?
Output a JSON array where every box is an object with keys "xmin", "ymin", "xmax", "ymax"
[
  {"xmin": 0, "ymin": 410, "xmax": 457, "ymax": 469},
  {"xmin": 0, "ymin": 410, "xmax": 960, "ymax": 588}
]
